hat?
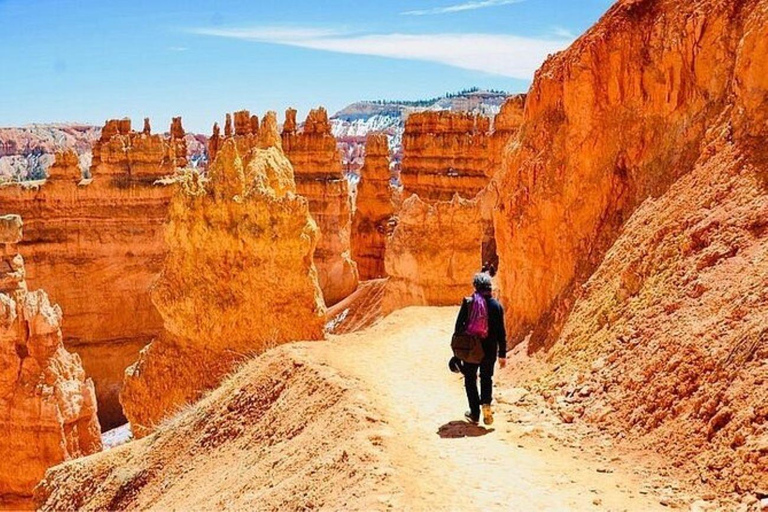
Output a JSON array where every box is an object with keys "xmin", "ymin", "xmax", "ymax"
[{"xmin": 448, "ymin": 356, "xmax": 464, "ymax": 374}]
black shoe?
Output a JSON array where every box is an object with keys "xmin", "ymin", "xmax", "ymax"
[{"xmin": 464, "ymin": 411, "xmax": 479, "ymax": 424}]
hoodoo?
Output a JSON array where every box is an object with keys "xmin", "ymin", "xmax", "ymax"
[
  {"xmin": 350, "ymin": 133, "xmax": 395, "ymax": 280},
  {"xmin": 0, "ymin": 117, "xmax": 185, "ymax": 429},
  {"xmin": 494, "ymin": 0, "xmax": 768, "ymax": 493},
  {"xmin": 282, "ymin": 107, "xmax": 359, "ymax": 305},
  {"xmin": 121, "ymin": 112, "xmax": 326, "ymax": 438},
  {"xmin": 0, "ymin": 215, "xmax": 101, "ymax": 500}
]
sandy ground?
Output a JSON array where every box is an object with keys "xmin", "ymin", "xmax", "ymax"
[
  {"xmin": 34, "ymin": 306, "xmax": 705, "ymax": 511},
  {"xmin": 313, "ymin": 307, "xmax": 686, "ymax": 511}
]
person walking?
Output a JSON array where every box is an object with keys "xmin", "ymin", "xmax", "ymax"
[{"xmin": 453, "ymin": 272, "xmax": 507, "ymax": 425}]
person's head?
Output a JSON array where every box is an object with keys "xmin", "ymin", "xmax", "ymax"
[{"xmin": 473, "ymin": 272, "xmax": 493, "ymax": 294}]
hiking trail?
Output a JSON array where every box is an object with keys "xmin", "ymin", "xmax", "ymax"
[{"xmin": 314, "ymin": 306, "xmax": 684, "ymax": 511}]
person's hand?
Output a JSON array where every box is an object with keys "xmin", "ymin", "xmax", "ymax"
[{"xmin": 499, "ymin": 358, "xmax": 507, "ymax": 369}]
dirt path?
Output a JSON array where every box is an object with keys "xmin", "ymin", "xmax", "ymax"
[{"xmin": 314, "ymin": 307, "xmax": 674, "ymax": 511}]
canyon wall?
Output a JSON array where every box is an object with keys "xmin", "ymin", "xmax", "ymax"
[
  {"xmin": 384, "ymin": 194, "xmax": 484, "ymax": 309},
  {"xmin": 0, "ymin": 215, "xmax": 101, "ymax": 499},
  {"xmin": 122, "ymin": 114, "xmax": 326, "ymax": 438},
  {"xmin": 350, "ymin": 133, "xmax": 394, "ymax": 280},
  {"xmin": 282, "ymin": 108, "xmax": 358, "ymax": 305},
  {"xmin": 0, "ymin": 118, "xmax": 185, "ymax": 429},
  {"xmin": 493, "ymin": 0, "xmax": 768, "ymax": 494},
  {"xmin": 400, "ymin": 111, "xmax": 491, "ymax": 202},
  {"xmin": 494, "ymin": 0, "xmax": 763, "ymax": 350}
]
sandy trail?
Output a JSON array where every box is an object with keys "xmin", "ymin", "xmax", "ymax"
[{"xmin": 314, "ymin": 307, "xmax": 669, "ymax": 511}]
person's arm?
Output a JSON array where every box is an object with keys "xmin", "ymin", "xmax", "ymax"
[
  {"xmin": 497, "ymin": 303, "xmax": 507, "ymax": 367},
  {"xmin": 454, "ymin": 299, "xmax": 469, "ymax": 334}
]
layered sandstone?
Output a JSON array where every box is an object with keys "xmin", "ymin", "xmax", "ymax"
[
  {"xmin": 92, "ymin": 117, "xmax": 187, "ymax": 184},
  {"xmin": 488, "ymin": 95, "xmax": 525, "ymax": 172},
  {"xmin": 122, "ymin": 115, "xmax": 326, "ymax": 437},
  {"xmin": 282, "ymin": 108, "xmax": 358, "ymax": 305},
  {"xmin": 0, "ymin": 215, "xmax": 101, "ymax": 499},
  {"xmin": 384, "ymin": 194, "xmax": 484, "ymax": 309},
  {"xmin": 400, "ymin": 111, "xmax": 491, "ymax": 202},
  {"xmin": 0, "ymin": 118, "xmax": 186, "ymax": 429},
  {"xmin": 350, "ymin": 133, "xmax": 394, "ymax": 280},
  {"xmin": 492, "ymin": 0, "xmax": 768, "ymax": 494}
]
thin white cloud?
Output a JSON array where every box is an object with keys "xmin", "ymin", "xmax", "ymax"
[
  {"xmin": 191, "ymin": 26, "xmax": 572, "ymax": 79},
  {"xmin": 401, "ymin": 0, "xmax": 524, "ymax": 16}
]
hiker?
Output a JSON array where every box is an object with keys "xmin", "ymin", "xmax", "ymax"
[{"xmin": 453, "ymin": 272, "xmax": 507, "ymax": 425}]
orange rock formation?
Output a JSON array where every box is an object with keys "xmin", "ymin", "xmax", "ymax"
[
  {"xmin": 121, "ymin": 114, "xmax": 326, "ymax": 438},
  {"xmin": 282, "ymin": 107, "xmax": 358, "ymax": 305},
  {"xmin": 92, "ymin": 117, "xmax": 186, "ymax": 183},
  {"xmin": 400, "ymin": 111, "xmax": 491, "ymax": 202},
  {"xmin": 350, "ymin": 133, "xmax": 395, "ymax": 280},
  {"xmin": 0, "ymin": 118, "xmax": 185, "ymax": 429},
  {"xmin": 384, "ymin": 194, "xmax": 484, "ymax": 309},
  {"xmin": 493, "ymin": 0, "xmax": 768, "ymax": 494},
  {"xmin": 0, "ymin": 215, "xmax": 101, "ymax": 499}
]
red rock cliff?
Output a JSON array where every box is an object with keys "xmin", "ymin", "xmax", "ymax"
[
  {"xmin": 0, "ymin": 118, "xmax": 186, "ymax": 429},
  {"xmin": 495, "ymin": 0, "xmax": 766, "ymax": 350},
  {"xmin": 0, "ymin": 215, "xmax": 101, "ymax": 499},
  {"xmin": 282, "ymin": 108, "xmax": 358, "ymax": 305},
  {"xmin": 350, "ymin": 133, "xmax": 394, "ymax": 280},
  {"xmin": 122, "ymin": 113, "xmax": 326, "ymax": 438},
  {"xmin": 493, "ymin": 0, "xmax": 768, "ymax": 494}
]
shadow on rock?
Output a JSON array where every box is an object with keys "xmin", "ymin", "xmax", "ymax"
[{"xmin": 437, "ymin": 421, "xmax": 495, "ymax": 439}]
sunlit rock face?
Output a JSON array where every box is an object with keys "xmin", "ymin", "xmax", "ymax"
[
  {"xmin": 492, "ymin": 0, "xmax": 768, "ymax": 495},
  {"xmin": 494, "ymin": 0, "xmax": 768, "ymax": 350},
  {"xmin": 351, "ymin": 133, "xmax": 395, "ymax": 280},
  {"xmin": 282, "ymin": 107, "xmax": 359, "ymax": 306},
  {"xmin": 122, "ymin": 114, "xmax": 326, "ymax": 438},
  {"xmin": 0, "ymin": 214, "xmax": 101, "ymax": 499},
  {"xmin": 384, "ymin": 194, "xmax": 485, "ymax": 310},
  {"xmin": 0, "ymin": 118, "xmax": 186, "ymax": 430}
]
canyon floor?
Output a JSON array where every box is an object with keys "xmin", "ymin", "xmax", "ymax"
[{"xmin": 36, "ymin": 306, "xmax": 711, "ymax": 511}]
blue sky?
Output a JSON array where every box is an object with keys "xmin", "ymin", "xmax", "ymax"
[{"xmin": 0, "ymin": 0, "xmax": 614, "ymax": 133}]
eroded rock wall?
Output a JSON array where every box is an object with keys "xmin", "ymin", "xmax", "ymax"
[
  {"xmin": 384, "ymin": 194, "xmax": 484, "ymax": 309},
  {"xmin": 350, "ymin": 133, "xmax": 394, "ymax": 280},
  {"xmin": 0, "ymin": 215, "xmax": 101, "ymax": 499},
  {"xmin": 122, "ymin": 113, "xmax": 326, "ymax": 438},
  {"xmin": 494, "ymin": 0, "xmax": 762, "ymax": 350},
  {"xmin": 0, "ymin": 118, "xmax": 185, "ymax": 429},
  {"xmin": 494, "ymin": 0, "xmax": 768, "ymax": 495},
  {"xmin": 400, "ymin": 111, "xmax": 491, "ymax": 202},
  {"xmin": 282, "ymin": 108, "xmax": 358, "ymax": 305}
]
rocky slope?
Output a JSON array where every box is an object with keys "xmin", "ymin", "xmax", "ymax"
[
  {"xmin": 0, "ymin": 118, "xmax": 184, "ymax": 430},
  {"xmin": 38, "ymin": 343, "xmax": 397, "ymax": 511},
  {"xmin": 282, "ymin": 108, "xmax": 359, "ymax": 306},
  {"xmin": 121, "ymin": 115, "xmax": 326, "ymax": 438},
  {"xmin": 350, "ymin": 133, "xmax": 395, "ymax": 280},
  {"xmin": 493, "ymin": 0, "xmax": 768, "ymax": 494},
  {"xmin": 0, "ymin": 215, "xmax": 101, "ymax": 500}
]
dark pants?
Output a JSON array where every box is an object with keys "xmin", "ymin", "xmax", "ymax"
[{"xmin": 463, "ymin": 347, "xmax": 495, "ymax": 419}]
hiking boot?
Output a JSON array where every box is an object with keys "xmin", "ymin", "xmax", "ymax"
[
  {"xmin": 482, "ymin": 404, "xmax": 494, "ymax": 425},
  {"xmin": 464, "ymin": 411, "xmax": 479, "ymax": 424}
]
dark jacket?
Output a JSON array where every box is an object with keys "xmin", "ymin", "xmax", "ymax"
[{"xmin": 454, "ymin": 294, "xmax": 507, "ymax": 360}]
